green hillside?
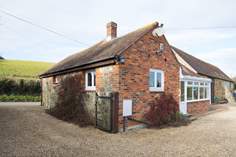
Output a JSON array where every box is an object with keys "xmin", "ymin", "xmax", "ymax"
[{"xmin": 0, "ymin": 59, "xmax": 54, "ymax": 79}]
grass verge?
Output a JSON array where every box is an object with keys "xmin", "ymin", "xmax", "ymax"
[{"xmin": 0, "ymin": 95, "xmax": 40, "ymax": 102}]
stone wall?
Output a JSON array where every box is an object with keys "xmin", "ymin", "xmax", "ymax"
[
  {"xmin": 41, "ymin": 65, "xmax": 119, "ymax": 124},
  {"xmin": 118, "ymin": 32, "xmax": 180, "ymax": 129},
  {"xmin": 187, "ymin": 100, "xmax": 209, "ymax": 114},
  {"xmin": 214, "ymin": 79, "xmax": 225, "ymax": 100},
  {"xmin": 213, "ymin": 79, "xmax": 235, "ymax": 103},
  {"xmin": 42, "ymin": 77, "xmax": 58, "ymax": 109}
]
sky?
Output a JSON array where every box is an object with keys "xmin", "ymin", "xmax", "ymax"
[{"xmin": 0, "ymin": 0, "xmax": 236, "ymax": 77}]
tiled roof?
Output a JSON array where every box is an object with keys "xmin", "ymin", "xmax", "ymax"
[
  {"xmin": 172, "ymin": 46, "xmax": 232, "ymax": 82},
  {"xmin": 40, "ymin": 22, "xmax": 158, "ymax": 77},
  {"xmin": 40, "ymin": 22, "xmax": 232, "ymax": 82}
]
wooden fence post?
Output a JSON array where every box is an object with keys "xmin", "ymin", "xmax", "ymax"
[{"xmin": 111, "ymin": 92, "xmax": 119, "ymax": 133}]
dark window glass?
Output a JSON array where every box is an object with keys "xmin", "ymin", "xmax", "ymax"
[
  {"xmin": 204, "ymin": 87, "xmax": 208, "ymax": 98},
  {"xmin": 156, "ymin": 73, "xmax": 162, "ymax": 87},
  {"xmin": 149, "ymin": 72, "xmax": 155, "ymax": 87},
  {"xmin": 87, "ymin": 73, "xmax": 92, "ymax": 86},
  {"xmin": 187, "ymin": 86, "xmax": 192, "ymax": 100},
  {"xmin": 200, "ymin": 87, "xmax": 204, "ymax": 99},
  {"xmin": 193, "ymin": 87, "xmax": 198, "ymax": 100}
]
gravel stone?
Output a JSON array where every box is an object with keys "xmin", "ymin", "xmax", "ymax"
[{"xmin": 0, "ymin": 102, "xmax": 236, "ymax": 157}]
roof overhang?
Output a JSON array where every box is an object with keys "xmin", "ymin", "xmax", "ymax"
[
  {"xmin": 39, "ymin": 57, "xmax": 117, "ymax": 78},
  {"xmin": 181, "ymin": 74, "xmax": 212, "ymax": 82}
]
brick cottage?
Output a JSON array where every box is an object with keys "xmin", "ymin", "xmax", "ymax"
[{"xmin": 40, "ymin": 21, "xmax": 234, "ymax": 132}]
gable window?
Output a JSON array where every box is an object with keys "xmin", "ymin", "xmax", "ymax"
[
  {"xmin": 85, "ymin": 70, "xmax": 96, "ymax": 91},
  {"xmin": 149, "ymin": 69, "xmax": 164, "ymax": 92}
]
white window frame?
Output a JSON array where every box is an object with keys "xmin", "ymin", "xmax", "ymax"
[
  {"xmin": 149, "ymin": 69, "xmax": 164, "ymax": 92},
  {"xmin": 186, "ymin": 81, "xmax": 210, "ymax": 102},
  {"xmin": 85, "ymin": 70, "xmax": 96, "ymax": 91}
]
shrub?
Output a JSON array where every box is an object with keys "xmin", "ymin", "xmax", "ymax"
[{"xmin": 144, "ymin": 93, "xmax": 179, "ymax": 127}]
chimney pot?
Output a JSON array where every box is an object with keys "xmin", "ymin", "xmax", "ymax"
[{"xmin": 106, "ymin": 21, "xmax": 117, "ymax": 40}]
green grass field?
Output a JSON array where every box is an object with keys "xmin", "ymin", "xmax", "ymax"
[{"xmin": 0, "ymin": 59, "xmax": 54, "ymax": 79}]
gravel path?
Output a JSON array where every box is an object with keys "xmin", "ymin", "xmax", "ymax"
[{"xmin": 1, "ymin": 103, "xmax": 236, "ymax": 157}]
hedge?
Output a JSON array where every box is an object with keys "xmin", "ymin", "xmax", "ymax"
[{"xmin": 0, "ymin": 78, "xmax": 41, "ymax": 95}]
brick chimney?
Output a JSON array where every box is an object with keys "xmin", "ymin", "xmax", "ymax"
[{"xmin": 106, "ymin": 21, "xmax": 117, "ymax": 40}]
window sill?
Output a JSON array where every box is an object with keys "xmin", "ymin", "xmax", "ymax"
[
  {"xmin": 186, "ymin": 99, "xmax": 210, "ymax": 103},
  {"xmin": 85, "ymin": 87, "xmax": 96, "ymax": 91},
  {"xmin": 149, "ymin": 87, "xmax": 164, "ymax": 92}
]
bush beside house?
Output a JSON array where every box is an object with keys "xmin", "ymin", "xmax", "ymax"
[{"xmin": 145, "ymin": 94, "xmax": 188, "ymax": 127}]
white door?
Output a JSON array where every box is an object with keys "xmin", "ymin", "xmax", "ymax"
[{"xmin": 179, "ymin": 81, "xmax": 187, "ymax": 114}]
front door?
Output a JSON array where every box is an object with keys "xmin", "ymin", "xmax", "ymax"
[{"xmin": 180, "ymin": 81, "xmax": 187, "ymax": 114}]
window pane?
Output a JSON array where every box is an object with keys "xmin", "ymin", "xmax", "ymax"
[
  {"xmin": 193, "ymin": 87, "xmax": 198, "ymax": 100},
  {"xmin": 200, "ymin": 87, "xmax": 204, "ymax": 99},
  {"xmin": 204, "ymin": 87, "xmax": 208, "ymax": 99},
  {"xmin": 194, "ymin": 82, "xmax": 199, "ymax": 85},
  {"xmin": 200, "ymin": 82, "xmax": 204, "ymax": 86},
  {"xmin": 149, "ymin": 72, "xmax": 155, "ymax": 87},
  {"xmin": 187, "ymin": 81, "xmax": 193, "ymax": 85},
  {"xmin": 94, "ymin": 73, "xmax": 96, "ymax": 86},
  {"xmin": 87, "ymin": 73, "xmax": 92, "ymax": 86},
  {"xmin": 187, "ymin": 87, "xmax": 192, "ymax": 100},
  {"xmin": 181, "ymin": 81, "xmax": 185, "ymax": 101},
  {"xmin": 156, "ymin": 72, "xmax": 162, "ymax": 87}
]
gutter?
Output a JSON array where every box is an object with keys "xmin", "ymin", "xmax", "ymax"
[
  {"xmin": 39, "ymin": 56, "xmax": 118, "ymax": 78},
  {"xmin": 198, "ymin": 73, "xmax": 233, "ymax": 83}
]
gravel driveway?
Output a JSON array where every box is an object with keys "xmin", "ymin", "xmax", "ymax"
[{"xmin": 1, "ymin": 102, "xmax": 236, "ymax": 157}]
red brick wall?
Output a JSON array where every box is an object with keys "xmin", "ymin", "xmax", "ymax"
[
  {"xmin": 118, "ymin": 31, "xmax": 180, "ymax": 129},
  {"xmin": 187, "ymin": 101, "xmax": 209, "ymax": 114},
  {"xmin": 96, "ymin": 65, "xmax": 119, "ymax": 94}
]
